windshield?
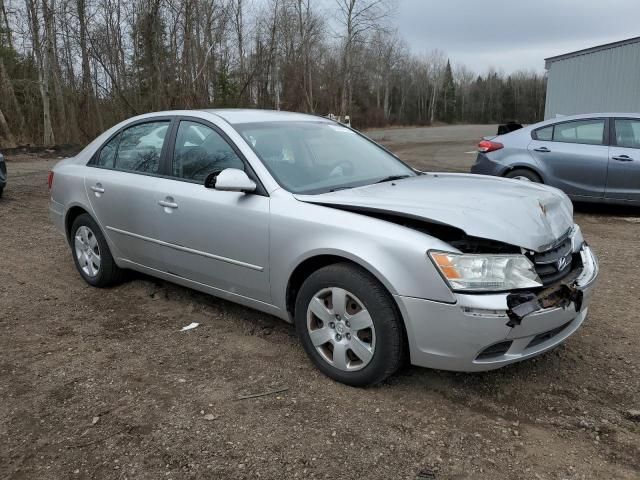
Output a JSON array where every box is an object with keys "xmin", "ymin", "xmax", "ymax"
[{"xmin": 234, "ymin": 121, "xmax": 416, "ymax": 194}]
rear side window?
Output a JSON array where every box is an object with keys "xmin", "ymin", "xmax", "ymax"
[
  {"xmin": 96, "ymin": 134, "xmax": 121, "ymax": 167},
  {"xmin": 114, "ymin": 121, "xmax": 170, "ymax": 174},
  {"xmin": 552, "ymin": 120, "xmax": 605, "ymax": 145},
  {"xmin": 534, "ymin": 126, "xmax": 553, "ymax": 141},
  {"xmin": 614, "ymin": 119, "xmax": 640, "ymax": 149}
]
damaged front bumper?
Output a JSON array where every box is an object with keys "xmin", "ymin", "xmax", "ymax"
[{"xmin": 396, "ymin": 245, "xmax": 598, "ymax": 372}]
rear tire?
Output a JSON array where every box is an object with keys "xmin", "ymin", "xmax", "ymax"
[
  {"xmin": 505, "ymin": 168, "xmax": 542, "ymax": 183},
  {"xmin": 295, "ymin": 263, "xmax": 405, "ymax": 387},
  {"xmin": 70, "ymin": 213, "xmax": 123, "ymax": 287}
]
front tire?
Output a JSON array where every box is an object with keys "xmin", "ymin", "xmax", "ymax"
[
  {"xmin": 70, "ymin": 213, "xmax": 122, "ymax": 287},
  {"xmin": 295, "ymin": 263, "xmax": 405, "ymax": 387}
]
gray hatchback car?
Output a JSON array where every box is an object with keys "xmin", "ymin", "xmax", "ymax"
[
  {"xmin": 49, "ymin": 109, "xmax": 598, "ymax": 386},
  {"xmin": 472, "ymin": 113, "xmax": 640, "ymax": 205}
]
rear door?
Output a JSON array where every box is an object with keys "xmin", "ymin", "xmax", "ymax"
[
  {"xmin": 606, "ymin": 118, "xmax": 640, "ymax": 202},
  {"xmin": 528, "ymin": 118, "xmax": 609, "ymax": 199},
  {"xmin": 84, "ymin": 118, "xmax": 173, "ymax": 269}
]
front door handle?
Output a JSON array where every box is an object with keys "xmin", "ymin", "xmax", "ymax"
[
  {"xmin": 534, "ymin": 147, "xmax": 551, "ymax": 153},
  {"xmin": 612, "ymin": 155, "xmax": 633, "ymax": 162},
  {"xmin": 158, "ymin": 199, "xmax": 178, "ymax": 209},
  {"xmin": 90, "ymin": 184, "xmax": 105, "ymax": 194}
]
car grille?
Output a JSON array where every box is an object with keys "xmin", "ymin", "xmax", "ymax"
[{"xmin": 530, "ymin": 236, "xmax": 575, "ymax": 286}]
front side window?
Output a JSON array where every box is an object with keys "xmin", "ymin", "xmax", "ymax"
[
  {"xmin": 552, "ymin": 120, "xmax": 605, "ymax": 145},
  {"xmin": 234, "ymin": 121, "xmax": 416, "ymax": 194},
  {"xmin": 172, "ymin": 121, "xmax": 244, "ymax": 182},
  {"xmin": 614, "ymin": 119, "xmax": 640, "ymax": 149},
  {"xmin": 114, "ymin": 121, "xmax": 170, "ymax": 174}
]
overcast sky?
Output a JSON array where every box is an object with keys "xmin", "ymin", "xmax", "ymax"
[{"xmin": 396, "ymin": 0, "xmax": 640, "ymax": 74}]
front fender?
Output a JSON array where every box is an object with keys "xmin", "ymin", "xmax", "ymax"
[{"xmin": 269, "ymin": 196, "xmax": 457, "ymax": 313}]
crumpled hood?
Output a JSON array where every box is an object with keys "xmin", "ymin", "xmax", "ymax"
[{"xmin": 294, "ymin": 173, "xmax": 574, "ymax": 252}]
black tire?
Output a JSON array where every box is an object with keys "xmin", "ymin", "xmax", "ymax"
[
  {"xmin": 294, "ymin": 263, "xmax": 405, "ymax": 387},
  {"xmin": 0, "ymin": 187, "xmax": 3, "ymax": 197},
  {"xmin": 70, "ymin": 213, "xmax": 123, "ymax": 287},
  {"xmin": 505, "ymin": 168, "xmax": 542, "ymax": 183}
]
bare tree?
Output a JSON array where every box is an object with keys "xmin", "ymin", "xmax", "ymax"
[
  {"xmin": 335, "ymin": 0, "xmax": 394, "ymax": 116},
  {"xmin": 0, "ymin": 0, "xmax": 547, "ymax": 147},
  {"xmin": 25, "ymin": 0, "xmax": 55, "ymax": 145}
]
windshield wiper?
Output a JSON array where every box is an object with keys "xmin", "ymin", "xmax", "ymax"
[
  {"xmin": 328, "ymin": 186, "xmax": 355, "ymax": 192},
  {"xmin": 374, "ymin": 175, "xmax": 412, "ymax": 184}
]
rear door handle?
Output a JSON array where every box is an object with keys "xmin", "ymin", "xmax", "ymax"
[
  {"xmin": 158, "ymin": 199, "xmax": 178, "ymax": 209},
  {"xmin": 90, "ymin": 184, "xmax": 105, "ymax": 194},
  {"xmin": 534, "ymin": 147, "xmax": 551, "ymax": 153},
  {"xmin": 612, "ymin": 155, "xmax": 633, "ymax": 162}
]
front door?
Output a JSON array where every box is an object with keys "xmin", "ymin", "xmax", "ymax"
[
  {"xmin": 154, "ymin": 119, "xmax": 271, "ymax": 303},
  {"xmin": 606, "ymin": 118, "xmax": 640, "ymax": 202},
  {"xmin": 528, "ymin": 118, "xmax": 609, "ymax": 199}
]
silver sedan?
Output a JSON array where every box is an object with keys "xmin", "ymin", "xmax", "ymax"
[{"xmin": 49, "ymin": 110, "xmax": 599, "ymax": 386}]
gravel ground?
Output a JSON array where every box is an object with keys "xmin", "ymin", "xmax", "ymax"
[{"xmin": 1, "ymin": 126, "xmax": 639, "ymax": 479}]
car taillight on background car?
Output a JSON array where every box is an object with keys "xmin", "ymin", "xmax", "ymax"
[
  {"xmin": 48, "ymin": 171, "xmax": 54, "ymax": 190},
  {"xmin": 478, "ymin": 140, "xmax": 504, "ymax": 153}
]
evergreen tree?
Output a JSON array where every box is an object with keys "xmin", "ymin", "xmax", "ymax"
[{"xmin": 439, "ymin": 60, "xmax": 456, "ymax": 123}]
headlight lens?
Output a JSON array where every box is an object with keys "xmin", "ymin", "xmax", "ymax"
[{"xmin": 429, "ymin": 251, "xmax": 542, "ymax": 292}]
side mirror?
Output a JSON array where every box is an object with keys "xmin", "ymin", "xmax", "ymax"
[{"xmin": 206, "ymin": 168, "xmax": 256, "ymax": 193}]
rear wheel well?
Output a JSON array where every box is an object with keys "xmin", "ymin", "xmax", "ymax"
[
  {"xmin": 65, "ymin": 206, "xmax": 90, "ymax": 243},
  {"xmin": 504, "ymin": 166, "xmax": 543, "ymax": 183}
]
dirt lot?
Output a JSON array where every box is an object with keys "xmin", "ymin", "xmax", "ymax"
[{"xmin": 1, "ymin": 125, "xmax": 639, "ymax": 479}]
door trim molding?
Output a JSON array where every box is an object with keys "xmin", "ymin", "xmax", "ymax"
[{"xmin": 105, "ymin": 226, "xmax": 264, "ymax": 272}]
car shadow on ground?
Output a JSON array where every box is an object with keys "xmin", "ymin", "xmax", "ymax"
[{"xmin": 573, "ymin": 201, "xmax": 640, "ymax": 217}]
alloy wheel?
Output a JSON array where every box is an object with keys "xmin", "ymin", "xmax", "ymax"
[
  {"xmin": 306, "ymin": 287, "xmax": 376, "ymax": 372},
  {"xmin": 74, "ymin": 225, "xmax": 101, "ymax": 277}
]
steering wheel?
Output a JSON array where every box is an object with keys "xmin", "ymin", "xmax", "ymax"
[{"xmin": 328, "ymin": 160, "xmax": 353, "ymax": 177}]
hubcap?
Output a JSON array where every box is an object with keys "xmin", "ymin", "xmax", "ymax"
[
  {"xmin": 306, "ymin": 287, "xmax": 376, "ymax": 372},
  {"xmin": 74, "ymin": 226, "xmax": 101, "ymax": 278},
  {"xmin": 513, "ymin": 175, "xmax": 532, "ymax": 182}
]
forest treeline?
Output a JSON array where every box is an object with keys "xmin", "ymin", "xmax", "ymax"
[{"xmin": 0, "ymin": 0, "xmax": 547, "ymax": 147}]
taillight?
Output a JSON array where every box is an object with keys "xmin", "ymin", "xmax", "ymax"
[
  {"xmin": 478, "ymin": 140, "xmax": 504, "ymax": 153},
  {"xmin": 48, "ymin": 171, "xmax": 54, "ymax": 190}
]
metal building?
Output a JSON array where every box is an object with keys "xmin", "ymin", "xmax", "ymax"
[{"xmin": 544, "ymin": 36, "xmax": 640, "ymax": 119}]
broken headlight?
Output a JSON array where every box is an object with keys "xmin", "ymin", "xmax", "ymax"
[{"xmin": 429, "ymin": 251, "xmax": 543, "ymax": 292}]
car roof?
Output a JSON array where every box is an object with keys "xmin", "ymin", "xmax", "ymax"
[
  {"xmin": 201, "ymin": 109, "xmax": 330, "ymax": 125},
  {"xmin": 111, "ymin": 109, "xmax": 333, "ymax": 129},
  {"xmin": 538, "ymin": 112, "xmax": 640, "ymax": 125}
]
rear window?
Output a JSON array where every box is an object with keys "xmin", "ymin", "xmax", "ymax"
[
  {"xmin": 553, "ymin": 120, "xmax": 605, "ymax": 145},
  {"xmin": 534, "ymin": 126, "xmax": 553, "ymax": 141}
]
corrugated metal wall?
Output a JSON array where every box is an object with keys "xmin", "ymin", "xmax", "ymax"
[{"xmin": 544, "ymin": 41, "xmax": 640, "ymax": 119}]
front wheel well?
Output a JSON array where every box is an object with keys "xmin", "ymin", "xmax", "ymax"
[
  {"xmin": 286, "ymin": 255, "xmax": 410, "ymax": 366},
  {"xmin": 286, "ymin": 255, "xmax": 351, "ymax": 320}
]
